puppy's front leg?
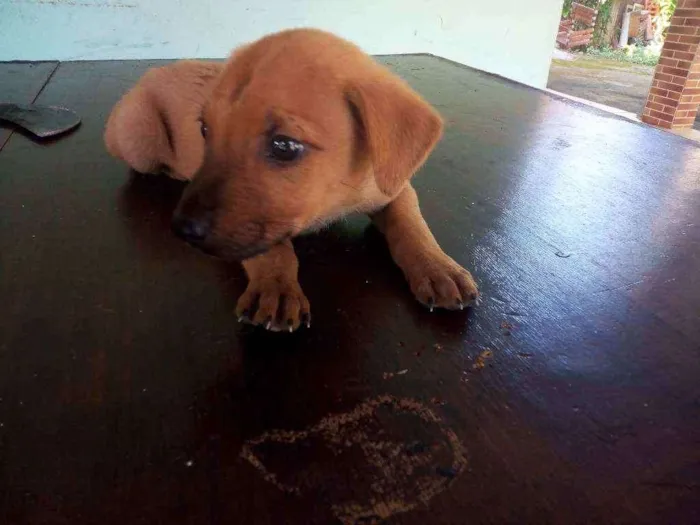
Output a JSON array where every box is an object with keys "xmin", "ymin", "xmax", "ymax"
[
  {"xmin": 372, "ymin": 184, "xmax": 479, "ymax": 311},
  {"xmin": 236, "ymin": 240, "xmax": 311, "ymax": 332}
]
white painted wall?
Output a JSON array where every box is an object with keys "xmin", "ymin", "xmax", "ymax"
[{"xmin": 0, "ymin": 0, "xmax": 563, "ymax": 88}]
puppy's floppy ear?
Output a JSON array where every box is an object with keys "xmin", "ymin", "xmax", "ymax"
[{"xmin": 347, "ymin": 69, "xmax": 443, "ymax": 196}]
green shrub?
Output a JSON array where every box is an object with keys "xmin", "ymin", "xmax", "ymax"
[
  {"xmin": 655, "ymin": 0, "xmax": 677, "ymax": 40},
  {"xmin": 586, "ymin": 43, "xmax": 661, "ymax": 66}
]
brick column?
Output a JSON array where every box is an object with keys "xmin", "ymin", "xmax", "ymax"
[{"xmin": 642, "ymin": 0, "xmax": 700, "ymax": 129}]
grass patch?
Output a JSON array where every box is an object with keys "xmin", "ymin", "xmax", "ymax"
[{"xmin": 585, "ymin": 44, "xmax": 661, "ymax": 67}]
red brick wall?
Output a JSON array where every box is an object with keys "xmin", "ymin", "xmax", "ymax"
[{"xmin": 642, "ymin": 0, "xmax": 700, "ymax": 129}]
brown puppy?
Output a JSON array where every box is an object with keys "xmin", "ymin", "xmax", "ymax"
[{"xmin": 105, "ymin": 29, "xmax": 479, "ymax": 332}]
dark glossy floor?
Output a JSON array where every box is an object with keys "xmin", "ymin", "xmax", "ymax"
[{"xmin": 1, "ymin": 56, "xmax": 699, "ymax": 525}]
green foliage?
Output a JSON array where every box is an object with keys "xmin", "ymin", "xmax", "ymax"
[
  {"xmin": 654, "ymin": 0, "xmax": 677, "ymax": 40},
  {"xmin": 593, "ymin": 0, "xmax": 612, "ymax": 47},
  {"xmin": 586, "ymin": 43, "xmax": 661, "ymax": 66},
  {"xmin": 562, "ymin": 0, "xmax": 573, "ymax": 18}
]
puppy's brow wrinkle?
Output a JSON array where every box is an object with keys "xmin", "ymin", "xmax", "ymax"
[
  {"xmin": 154, "ymin": 103, "xmax": 175, "ymax": 156},
  {"xmin": 230, "ymin": 77, "xmax": 251, "ymax": 102},
  {"xmin": 340, "ymin": 181, "xmax": 360, "ymax": 191}
]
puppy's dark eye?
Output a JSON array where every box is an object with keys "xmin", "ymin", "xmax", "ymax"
[
  {"xmin": 200, "ymin": 120, "xmax": 208, "ymax": 139},
  {"xmin": 268, "ymin": 135, "xmax": 304, "ymax": 162}
]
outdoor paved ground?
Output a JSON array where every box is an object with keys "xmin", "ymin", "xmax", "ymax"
[{"xmin": 547, "ymin": 54, "xmax": 700, "ymax": 131}]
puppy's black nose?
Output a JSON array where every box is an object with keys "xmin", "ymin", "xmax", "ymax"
[{"xmin": 172, "ymin": 215, "xmax": 211, "ymax": 243}]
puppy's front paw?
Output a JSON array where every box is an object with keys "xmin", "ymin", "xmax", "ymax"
[
  {"xmin": 405, "ymin": 255, "xmax": 479, "ymax": 311},
  {"xmin": 235, "ymin": 276, "xmax": 311, "ymax": 332}
]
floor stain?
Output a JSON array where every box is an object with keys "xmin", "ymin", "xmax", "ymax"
[{"xmin": 240, "ymin": 395, "xmax": 467, "ymax": 524}]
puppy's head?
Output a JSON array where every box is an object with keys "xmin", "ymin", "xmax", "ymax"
[{"xmin": 173, "ymin": 29, "xmax": 443, "ymax": 260}]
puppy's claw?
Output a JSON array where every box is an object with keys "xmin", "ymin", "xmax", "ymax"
[
  {"xmin": 428, "ymin": 298, "xmax": 435, "ymax": 313},
  {"xmin": 236, "ymin": 275, "xmax": 309, "ymax": 333},
  {"xmin": 458, "ymin": 301, "xmax": 464, "ymax": 311},
  {"xmin": 301, "ymin": 313, "xmax": 311, "ymax": 329}
]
